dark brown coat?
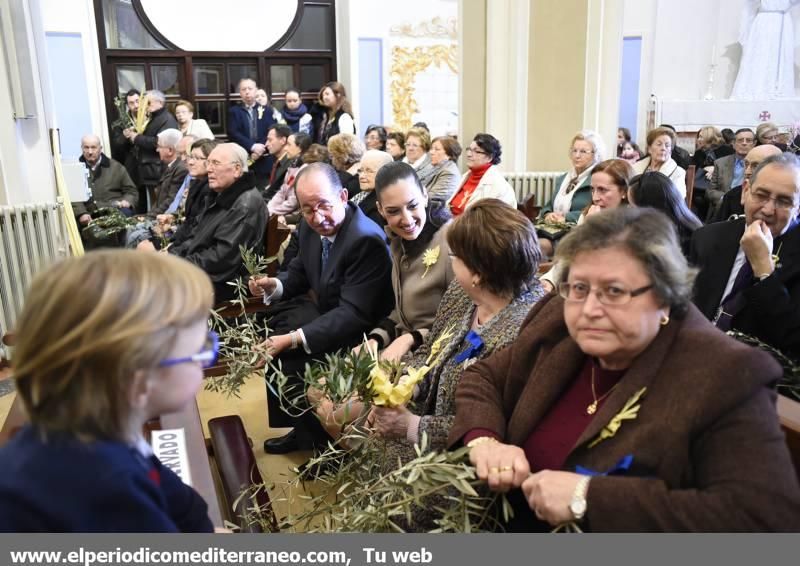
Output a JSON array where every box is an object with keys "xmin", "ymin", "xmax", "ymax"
[{"xmin": 449, "ymin": 293, "xmax": 800, "ymax": 531}]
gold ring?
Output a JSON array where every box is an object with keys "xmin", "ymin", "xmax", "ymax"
[
  {"xmin": 500, "ymin": 465, "xmax": 512, "ymax": 472},
  {"xmin": 489, "ymin": 467, "xmax": 500, "ymax": 474}
]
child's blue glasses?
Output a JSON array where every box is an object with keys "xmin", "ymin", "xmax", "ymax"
[{"xmin": 158, "ymin": 331, "xmax": 219, "ymax": 369}]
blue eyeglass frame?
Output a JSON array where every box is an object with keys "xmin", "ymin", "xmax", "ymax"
[{"xmin": 158, "ymin": 330, "xmax": 220, "ymax": 369}]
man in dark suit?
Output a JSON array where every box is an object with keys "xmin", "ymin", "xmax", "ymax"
[
  {"xmin": 690, "ymin": 152, "xmax": 800, "ymax": 360},
  {"xmin": 262, "ymin": 123, "xmax": 292, "ymax": 202},
  {"xmin": 710, "ymin": 144, "xmax": 781, "ymax": 223},
  {"xmin": 706, "ymin": 128, "xmax": 755, "ymax": 220},
  {"xmin": 123, "ymin": 90, "xmax": 178, "ymax": 212},
  {"xmin": 227, "ymin": 78, "xmax": 277, "ymax": 190},
  {"xmin": 249, "ymin": 162, "xmax": 394, "ymax": 453}
]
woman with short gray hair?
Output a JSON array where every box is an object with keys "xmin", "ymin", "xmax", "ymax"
[{"xmin": 450, "ymin": 206, "xmax": 800, "ymax": 532}]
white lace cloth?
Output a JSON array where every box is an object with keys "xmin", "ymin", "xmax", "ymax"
[{"xmin": 730, "ymin": 0, "xmax": 800, "ymax": 100}]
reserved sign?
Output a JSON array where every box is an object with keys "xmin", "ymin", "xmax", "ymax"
[{"xmin": 151, "ymin": 428, "xmax": 193, "ymax": 486}]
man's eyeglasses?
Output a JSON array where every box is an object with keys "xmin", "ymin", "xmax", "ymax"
[
  {"xmin": 207, "ymin": 159, "xmax": 237, "ymax": 169},
  {"xmin": 558, "ymin": 281, "xmax": 654, "ymax": 306},
  {"xmin": 748, "ymin": 189, "xmax": 797, "ymax": 211},
  {"xmin": 301, "ymin": 201, "xmax": 336, "ymax": 217},
  {"xmin": 159, "ymin": 331, "xmax": 219, "ymax": 369}
]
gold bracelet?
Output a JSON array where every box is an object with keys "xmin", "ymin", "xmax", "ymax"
[{"xmin": 466, "ymin": 436, "xmax": 498, "ymax": 449}]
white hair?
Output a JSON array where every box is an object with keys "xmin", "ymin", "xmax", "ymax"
[
  {"xmin": 157, "ymin": 128, "xmax": 182, "ymax": 150},
  {"xmin": 570, "ymin": 129, "xmax": 607, "ymax": 164},
  {"xmin": 221, "ymin": 143, "xmax": 249, "ymax": 173},
  {"xmin": 146, "ymin": 90, "xmax": 166, "ymax": 104}
]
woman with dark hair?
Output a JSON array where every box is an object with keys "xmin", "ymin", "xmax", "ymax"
[
  {"xmin": 449, "ymin": 206, "xmax": 800, "ymax": 532},
  {"xmin": 280, "ymin": 89, "xmax": 313, "ymax": 136},
  {"xmin": 364, "ymin": 125, "xmax": 388, "ymax": 151},
  {"xmin": 386, "ymin": 132, "xmax": 406, "ymax": 161},
  {"xmin": 616, "ymin": 127, "xmax": 632, "ymax": 156},
  {"xmin": 317, "ymin": 81, "xmax": 356, "ymax": 145},
  {"xmin": 447, "ymin": 133, "xmax": 516, "ymax": 217},
  {"xmin": 628, "ymin": 171, "xmax": 702, "ymax": 256}
]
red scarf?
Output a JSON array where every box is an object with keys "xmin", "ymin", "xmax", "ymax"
[{"xmin": 450, "ymin": 162, "xmax": 492, "ymax": 216}]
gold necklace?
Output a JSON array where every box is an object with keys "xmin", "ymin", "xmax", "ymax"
[{"xmin": 587, "ymin": 364, "xmax": 618, "ymax": 415}]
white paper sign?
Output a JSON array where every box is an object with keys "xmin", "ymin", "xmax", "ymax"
[{"xmin": 150, "ymin": 428, "xmax": 193, "ymax": 487}]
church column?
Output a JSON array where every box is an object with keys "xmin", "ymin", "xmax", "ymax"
[
  {"xmin": 458, "ymin": 0, "xmax": 487, "ymax": 156},
  {"xmin": 484, "ymin": 0, "xmax": 531, "ymax": 171},
  {"xmin": 583, "ymin": 0, "xmax": 624, "ymax": 158},
  {"xmin": 526, "ymin": 0, "xmax": 623, "ymax": 170}
]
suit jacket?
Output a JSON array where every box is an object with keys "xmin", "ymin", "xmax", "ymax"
[
  {"xmin": 449, "ymin": 294, "xmax": 800, "ymax": 531},
  {"xmin": 263, "ymin": 154, "xmax": 292, "ymax": 202},
  {"xmin": 708, "ymin": 154, "xmax": 740, "ymax": 206},
  {"xmin": 132, "ymin": 107, "xmax": 179, "ymax": 186},
  {"xmin": 73, "ymin": 154, "xmax": 138, "ymax": 216},
  {"xmin": 169, "ymin": 172, "xmax": 267, "ymax": 302},
  {"xmin": 710, "ymin": 185, "xmax": 744, "ymax": 223},
  {"xmin": 226, "ymin": 103, "xmax": 277, "ymax": 176},
  {"xmin": 277, "ymin": 203, "xmax": 394, "ymax": 353},
  {"xmin": 425, "ymin": 160, "xmax": 461, "ymax": 206},
  {"xmin": 149, "ymin": 159, "xmax": 188, "ymax": 217},
  {"xmin": 689, "ymin": 218, "xmax": 800, "ymax": 359}
]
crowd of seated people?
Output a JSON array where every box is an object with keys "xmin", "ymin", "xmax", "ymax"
[{"xmin": 6, "ymin": 76, "xmax": 800, "ymax": 534}]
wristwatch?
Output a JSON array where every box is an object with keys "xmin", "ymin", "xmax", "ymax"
[{"xmin": 569, "ymin": 476, "xmax": 591, "ymax": 521}]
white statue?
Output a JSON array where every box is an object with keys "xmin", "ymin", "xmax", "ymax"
[{"xmin": 730, "ymin": 0, "xmax": 800, "ymax": 100}]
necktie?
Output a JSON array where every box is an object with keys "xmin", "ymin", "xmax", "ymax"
[
  {"xmin": 715, "ymin": 259, "xmax": 753, "ymax": 331},
  {"xmin": 269, "ymin": 158, "xmax": 280, "ymax": 185},
  {"xmin": 249, "ymin": 106, "xmax": 257, "ymax": 139},
  {"xmin": 321, "ymin": 237, "xmax": 332, "ymax": 271},
  {"xmin": 166, "ymin": 175, "xmax": 192, "ymax": 215}
]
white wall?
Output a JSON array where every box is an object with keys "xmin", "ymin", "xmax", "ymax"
[
  {"xmin": 624, "ymin": 0, "xmax": 800, "ymax": 141},
  {"xmin": 0, "ymin": 0, "xmax": 59, "ymax": 205},
  {"xmin": 346, "ymin": 0, "xmax": 459, "ymax": 136}
]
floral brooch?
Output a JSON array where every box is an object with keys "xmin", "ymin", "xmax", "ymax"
[
  {"xmin": 588, "ymin": 387, "xmax": 647, "ymax": 448},
  {"xmin": 421, "ymin": 245, "xmax": 440, "ymax": 279}
]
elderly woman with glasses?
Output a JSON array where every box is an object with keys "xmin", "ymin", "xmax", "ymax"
[
  {"xmin": 449, "ymin": 206, "xmax": 800, "ymax": 532},
  {"xmin": 446, "ymin": 133, "xmax": 516, "ymax": 218},
  {"xmin": 351, "ymin": 149, "xmax": 394, "ymax": 227},
  {"xmin": 538, "ymin": 130, "xmax": 606, "ymax": 257},
  {"xmin": 632, "ymin": 127, "xmax": 687, "ymax": 199}
]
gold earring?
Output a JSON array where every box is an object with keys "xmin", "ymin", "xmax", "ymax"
[{"xmin": 660, "ymin": 314, "xmax": 670, "ymax": 326}]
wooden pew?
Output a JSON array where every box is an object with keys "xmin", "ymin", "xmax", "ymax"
[
  {"xmin": 1, "ymin": 395, "xmax": 224, "ymax": 528},
  {"xmin": 777, "ymin": 394, "xmax": 800, "ymax": 483}
]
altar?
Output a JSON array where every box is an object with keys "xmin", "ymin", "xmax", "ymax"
[{"xmin": 659, "ymin": 98, "xmax": 800, "ymax": 131}]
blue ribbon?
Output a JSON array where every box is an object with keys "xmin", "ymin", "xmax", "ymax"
[
  {"xmin": 453, "ymin": 330, "xmax": 484, "ymax": 364},
  {"xmin": 575, "ymin": 454, "xmax": 634, "ymax": 476}
]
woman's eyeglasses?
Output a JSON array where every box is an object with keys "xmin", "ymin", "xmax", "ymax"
[
  {"xmin": 558, "ymin": 282, "xmax": 653, "ymax": 306},
  {"xmin": 159, "ymin": 331, "xmax": 219, "ymax": 369}
]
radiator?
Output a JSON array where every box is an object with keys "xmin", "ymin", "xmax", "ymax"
[
  {"xmin": 503, "ymin": 172, "xmax": 563, "ymax": 207},
  {"xmin": 0, "ymin": 202, "xmax": 70, "ymax": 337}
]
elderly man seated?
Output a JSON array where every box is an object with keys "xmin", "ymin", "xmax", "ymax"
[
  {"xmin": 691, "ymin": 152, "xmax": 800, "ymax": 360},
  {"xmin": 125, "ymin": 131, "xmax": 191, "ymax": 247},
  {"xmin": 73, "ymin": 134, "xmax": 138, "ymax": 225},
  {"xmin": 138, "ymin": 143, "xmax": 267, "ymax": 302}
]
